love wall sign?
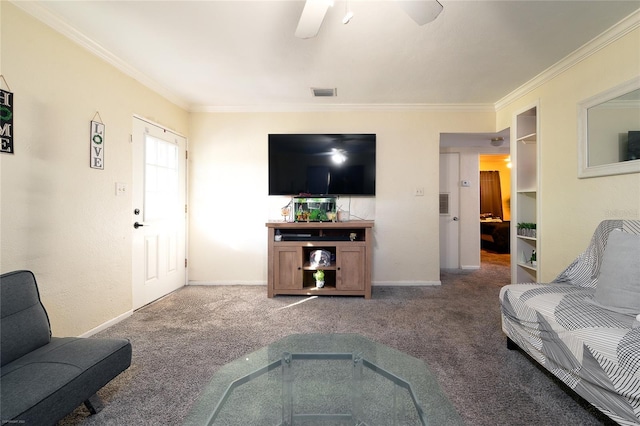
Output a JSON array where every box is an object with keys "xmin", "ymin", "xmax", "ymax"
[
  {"xmin": 90, "ymin": 120, "xmax": 105, "ymax": 169},
  {"xmin": 0, "ymin": 89, "xmax": 13, "ymax": 154}
]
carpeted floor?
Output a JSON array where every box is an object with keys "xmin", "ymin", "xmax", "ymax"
[{"xmin": 59, "ymin": 250, "xmax": 613, "ymax": 425}]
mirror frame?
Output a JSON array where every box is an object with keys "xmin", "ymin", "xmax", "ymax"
[{"xmin": 578, "ymin": 77, "xmax": 640, "ymax": 179}]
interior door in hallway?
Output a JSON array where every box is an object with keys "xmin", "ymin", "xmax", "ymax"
[
  {"xmin": 132, "ymin": 117, "xmax": 187, "ymax": 309},
  {"xmin": 439, "ymin": 152, "xmax": 460, "ymax": 268}
]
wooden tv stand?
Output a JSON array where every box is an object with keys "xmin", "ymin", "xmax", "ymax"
[{"xmin": 266, "ymin": 221, "xmax": 374, "ymax": 299}]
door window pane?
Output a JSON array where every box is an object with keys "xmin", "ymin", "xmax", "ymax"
[{"xmin": 144, "ymin": 135, "xmax": 178, "ymax": 221}]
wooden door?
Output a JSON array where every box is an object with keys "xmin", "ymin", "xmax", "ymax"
[
  {"xmin": 336, "ymin": 246, "xmax": 365, "ymax": 291},
  {"xmin": 274, "ymin": 246, "xmax": 303, "ymax": 290}
]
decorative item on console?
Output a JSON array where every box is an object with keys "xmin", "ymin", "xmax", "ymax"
[
  {"xmin": 313, "ymin": 270, "xmax": 325, "ymax": 288},
  {"xmin": 310, "ymin": 250, "xmax": 331, "ymax": 268},
  {"xmin": 294, "ymin": 196, "xmax": 337, "ymax": 222}
]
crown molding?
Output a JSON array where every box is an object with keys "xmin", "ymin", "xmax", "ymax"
[
  {"xmin": 495, "ymin": 8, "xmax": 640, "ymax": 112},
  {"xmin": 11, "ymin": 0, "xmax": 190, "ymax": 111},
  {"xmin": 190, "ymin": 103, "xmax": 496, "ymax": 113}
]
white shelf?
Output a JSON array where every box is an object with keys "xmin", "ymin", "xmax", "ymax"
[
  {"xmin": 512, "ymin": 104, "xmax": 539, "ymax": 284},
  {"xmin": 517, "ymin": 262, "xmax": 537, "ymax": 272},
  {"xmin": 518, "ymin": 132, "xmax": 537, "ymax": 144}
]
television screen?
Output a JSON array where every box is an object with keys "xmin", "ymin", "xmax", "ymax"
[
  {"xmin": 269, "ymin": 134, "xmax": 376, "ymax": 196},
  {"xmin": 627, "ymin": 131, "xmax": 640, "ymax": 161}
]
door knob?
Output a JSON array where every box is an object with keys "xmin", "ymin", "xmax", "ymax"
[
  {"xmin": 133, "ymin": 222, "xmax": 145, "ymax": 229},
  {"xmin": 453, "ymin": 217, "xmax": 459, "ymax": 221}
]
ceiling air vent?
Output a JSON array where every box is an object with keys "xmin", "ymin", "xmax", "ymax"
[{"xmin": 311, "ymin": 88, "xmax": 337, "ymax": 97}]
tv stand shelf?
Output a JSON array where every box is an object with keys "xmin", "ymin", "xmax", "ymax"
[{"xmin": 266, "ymin": 221, "xmax": 374, "ymax": 299}]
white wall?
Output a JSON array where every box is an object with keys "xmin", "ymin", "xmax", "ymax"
[
  {"xmin": 0, "ymin": 3, "xmax": 189, "ymax": 336},
  {"xmin": 188, "ymin": 111, "xmax": 495, "ymax": 286},
  {"xmin": 497, "ymin": 26, "xmax": 640, "ymax": 281}
]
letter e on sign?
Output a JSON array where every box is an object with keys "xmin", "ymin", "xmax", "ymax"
[
  {"xmin": 0, "ymin": 89, "xmax": 14, "ymax": 154},
  {"xmin": 90, "ymin": 120, "xmax": 105, "ymax": 169}
]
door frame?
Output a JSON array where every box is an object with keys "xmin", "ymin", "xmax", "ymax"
[{"xmin": 132, "ymin": 114, "xmax": 188, "ymax": 309}]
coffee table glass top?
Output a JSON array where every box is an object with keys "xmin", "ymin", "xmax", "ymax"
[{"xmin": 185, "ymin": 333, "xmax": 462, "ymax": 426}]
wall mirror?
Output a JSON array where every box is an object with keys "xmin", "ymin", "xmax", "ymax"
[{"xmin": 578, "ymin": 78, "xmax": 640, "ymax": 178}]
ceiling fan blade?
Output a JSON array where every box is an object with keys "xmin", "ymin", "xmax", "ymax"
[
  {"xmin": 295, "ymin": 0, "xmax": 332, "ymax": 39},
  {"xmin": 396, "ymin": 0, "xmax": 443, "ymax": 26}
]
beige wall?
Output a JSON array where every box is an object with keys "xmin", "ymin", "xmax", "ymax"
[
  {"xmin": 0, "ymin": 3, "xmax": 189, "ymax": 336},
  {"xmin": 188, "ymin": 111, "xmax": 495, "ymax": 285},
  {"xmin": 496, "ymin": 27, "xmax": 640, "ymax": 281}
]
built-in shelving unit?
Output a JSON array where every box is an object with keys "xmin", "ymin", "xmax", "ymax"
[
  {"xmin": 266, "ymin": 221, "xmax": 374, "ymax": 298},
  {"xmin": 512, "ymin": 104, "xmax": 540, "ymax": 283}
]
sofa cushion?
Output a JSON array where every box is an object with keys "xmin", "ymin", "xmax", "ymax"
[
  {"xmin": 592, "ymin": 230, "xmax": 640, "ymax": 315},
  {"xmin": 1, "ymin": 270, "xmax": 51, "ymax": 366},
  {"xmin": 500, "ymin": 282, "xmax": 640, "ymax": 424},
  {"xmin": 0, "ymin": 336, "xmax": 132, "ymax": 423}
]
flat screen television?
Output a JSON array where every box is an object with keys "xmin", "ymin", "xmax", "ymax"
[
  {"xmin": 269, "ymin": 134, "xmax": 376, "ymax": 196},
  {"xmin": 627, "ymin": 131, "xmax": 640, "ymax": 161}
]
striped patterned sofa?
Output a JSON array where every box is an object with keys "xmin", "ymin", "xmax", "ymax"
[{"xmin": 500, "ymin": 220, "xmax": 640, "ymax": 425}]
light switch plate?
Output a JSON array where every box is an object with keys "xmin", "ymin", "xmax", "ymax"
[{"xmin": 115, "ymin": 182, "xmax": 127, "ymax": 196}]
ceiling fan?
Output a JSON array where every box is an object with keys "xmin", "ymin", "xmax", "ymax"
[{"xmin": 295, "ymin": 0, "xmax": 444, "ymax": 39}]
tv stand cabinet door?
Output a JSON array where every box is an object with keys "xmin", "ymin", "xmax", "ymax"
[
  {"xmin": 336, "ymin": 246, "xmax": 365, "ymax": 291},
  {"xmin": 274, "ymin": 246, "xmax": 303, "ymax": 290}
]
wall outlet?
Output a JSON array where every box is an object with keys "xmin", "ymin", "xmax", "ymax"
[{"xmin": 414, "ymin": 187, "xmax": 425, "ymax": 196}]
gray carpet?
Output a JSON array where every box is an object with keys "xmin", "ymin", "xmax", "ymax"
[{"xmin": 59, "ymin": 251, "xmax": 613, "ymax": 425}]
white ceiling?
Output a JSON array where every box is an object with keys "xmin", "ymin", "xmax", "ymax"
[{"xmin": 17, "ymin": 0, "xmax": 640, "ymax": 114}]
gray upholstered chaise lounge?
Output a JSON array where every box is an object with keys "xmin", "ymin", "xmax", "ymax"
[
  {"xmin": 1, "ymin": 270, "xmax": 132, "ymax": 425},
  {"xmin": 500, "ymin": 220, "xmax": 640, "ymax": 425}
]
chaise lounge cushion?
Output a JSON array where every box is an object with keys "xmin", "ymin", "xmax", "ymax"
[
  {"xmin": 501, "ymin": 282, "xmax": 640, "ymax": 424},
  {"xmin": 1, "ymin": 337, "xmax": 132, "ymax": 423},
  {"xmin": 592, "ymin": 229, "xmax": 640, "ymax": 315}
]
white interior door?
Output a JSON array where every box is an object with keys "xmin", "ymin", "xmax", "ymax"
[
  {"xmin": 132, "ymin": 117, "xmax": 187, "ymax": 309},
  {"xmin": 439, "ymin": 152, "xmax": 460, "ymax": 269}
]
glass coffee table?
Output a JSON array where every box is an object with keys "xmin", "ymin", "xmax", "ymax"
[{"xmin": 185, "ymin": 334, "xmax": 462, "ymax": 425}]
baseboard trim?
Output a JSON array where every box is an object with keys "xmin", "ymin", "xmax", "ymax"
[
  {"xmin": 188, "ymin": 281, "xmax": 267, "ymax": 286},
  {"xmin": 79, "ymin": 310, "xmax": 133, "ymax": 338},
  {"xmin": 373, "ymin": 281, "xmax": 441, "ymax": 286},
  {"xmin": 461, "ymin": 265, "xmax": 481, "ymax": 270}
]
